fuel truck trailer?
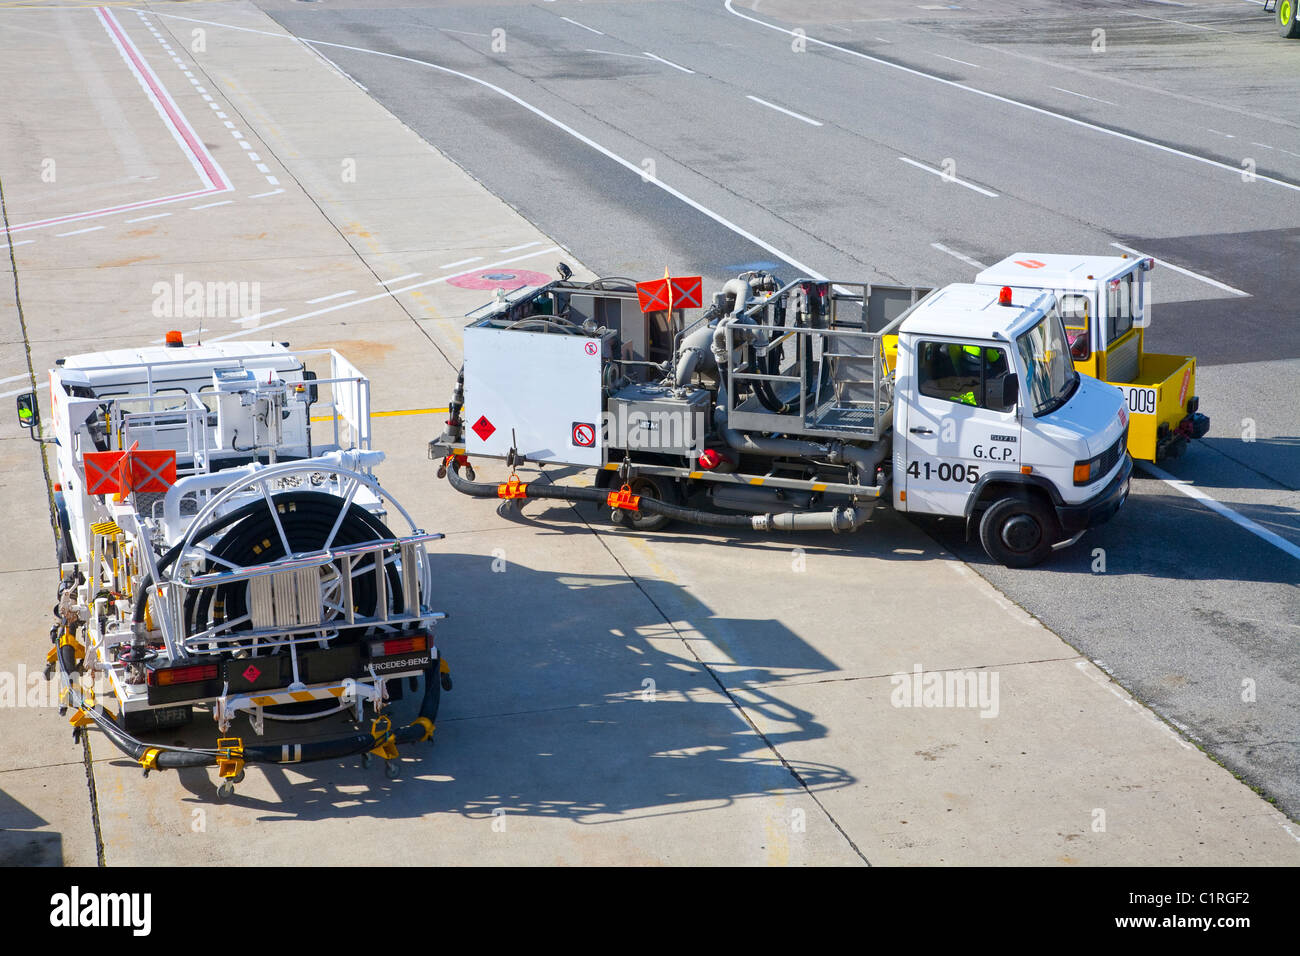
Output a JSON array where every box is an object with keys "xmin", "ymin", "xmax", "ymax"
[
  {"xmin": 17, "ymin": 336, "xmax": 449, "ymax": 794},
  {"xmin": 431, "ymin": 269, "xmax": 1133, "ymax": 568}
]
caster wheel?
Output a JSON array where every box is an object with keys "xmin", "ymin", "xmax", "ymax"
[
  {"xmin": 362, "ymin": 752, "xmax": 373, "ymax": 769},
  {"xmin": 384, "ymin": 761, "xmax": 400, "ymax": 779},
  {"xmin": 217, "ymin": 780, "xmax": 236, "ymax": 799}
]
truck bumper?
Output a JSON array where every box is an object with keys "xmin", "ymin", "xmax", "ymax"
[{"xmin": 1055, "ymin": 454, "xmax": 1133, "ymax": 534}]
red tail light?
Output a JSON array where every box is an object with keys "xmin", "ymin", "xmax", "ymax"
[
  {"xmin": 369, "ymin": 634, "xmax": 429, "ymax": 658},
  {"xmin": 149, "ymin": 663, "xmax": 218, "ymax": 686}
]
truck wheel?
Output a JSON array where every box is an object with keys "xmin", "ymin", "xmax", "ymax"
[
  {"xmin": 979, "ymin": 495, "xmax": 1057, "ymax": 568},
  {"xmin": 1281, "ymin": 0, "xmax": 1300, "ymax": 38},
  {"xmin": 622, "ymin": 476, "xmax": 672, "ymax": 532}
]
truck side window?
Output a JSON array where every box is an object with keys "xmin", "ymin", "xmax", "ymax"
[
  {"xmin": 1107, "ymin": 274, "xmax": 1134, "ymax": 342},
  {"xmin": 917, "ymin": 341, "xmax": 1011, "ymax": 410},
  {"xmin": 1060, "ymin": 294, "xmax": 1091, "ymax": 360}
]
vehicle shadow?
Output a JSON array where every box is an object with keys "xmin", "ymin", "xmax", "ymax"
[{"xmin": 104, "ymin": 554, "xmax": 855, "ymax": 825}]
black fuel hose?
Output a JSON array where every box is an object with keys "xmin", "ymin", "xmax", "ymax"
[{"xmin": 443, "ymin": 460, "xmax": 871, "ymax": 533}]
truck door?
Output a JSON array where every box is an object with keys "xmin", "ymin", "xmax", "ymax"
[{"xmin": 903, "ymin": 340, "xmax": 1020, "ymax": 517}]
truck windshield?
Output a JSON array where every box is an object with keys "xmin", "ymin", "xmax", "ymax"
[{"xmin": 1016, "ymin": 307, "xmax": 1078, "ymax": 417}]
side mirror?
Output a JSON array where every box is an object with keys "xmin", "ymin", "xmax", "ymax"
[
  {"xmin": 1000, "ymin": 374, "xmax": 1019, "ymax": 412},
  {"xmin": 302, "ymin": 370, "xmax": 319, "ymax": 405},
  {"xmin": 16, "ymin": 391, "xmax": 38, "ymax": 430},
  {"xmin": 556, "ymin": 262, "xmax": 573, "ymax": 281}
]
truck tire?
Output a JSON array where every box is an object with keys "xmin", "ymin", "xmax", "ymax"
[
  {"xmin": 1281, "ymin": 0, "xmax": 1300, "ymax": 38},
  {"xmin": 978, "ymin": 495, "xmax": 1057, "ymax": 568}
]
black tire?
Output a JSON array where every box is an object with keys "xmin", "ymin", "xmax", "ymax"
[
  {"xmin": 622, "ymin": 476, "xmax": 673, "ymax": 532},
  {"xmin": 978, "ymin": 495, "xmax": 1058, "ymax": 568},
  {"xmin": 1281, "ymin": 0, "xmax": 1300, "ymax": 38}
]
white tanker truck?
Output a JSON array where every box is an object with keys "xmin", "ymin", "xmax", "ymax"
[{"xmin": 17, "ymin": 336, "xmax": 448, "ymax": 795}]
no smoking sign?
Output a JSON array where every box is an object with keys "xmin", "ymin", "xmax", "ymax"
[{"xmin": 572, "ymin": 421, "xmax": 596, "ymax": 448}]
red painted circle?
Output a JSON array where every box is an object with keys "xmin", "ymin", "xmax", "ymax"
[{"xmin": 448, "ymin": 268, "xmax": 552, "ymax": 291}]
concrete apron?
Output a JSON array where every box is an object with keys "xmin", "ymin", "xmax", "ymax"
[{"xmin": 0, "ymin": 0, "xmax": 1293, "ymax": 865}]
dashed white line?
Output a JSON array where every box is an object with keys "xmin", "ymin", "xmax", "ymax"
[
  {"xmin": 746, "ymin": 94, "xmax": 823, "ymax": 126},
  {"xmin": 0, "ymin": 386, "xmax": 37, "ymax": 401},
  {"xmin": 222, "ymin": 120, "xmax": 235, "ymax": 129},
  {"xmin": 438, "ymin": 27, "xmax": 491, "ymax": 38},
  {"xmin": 724, "ymin": 0, "xmax": 1300, "ymax": 195},
  {"xmin": 211, "ymin": 247, "xmax": 563, "ymax": 343},
  {"xmin": 265, "ymin": 176, "xmax": 280, "ymax": 186},
  {"xmin": 2, "ymin": 239, "xmax": 35, "ymax": 248},
  {"xmin": 305, "ymin": 290, "xmax": 357, "ymax": 304},
  {"xmin": 255, "ymin": 164, "xmax": 270, "ymax": 173},
  {"xmin": 1139, "ymin": 463, "xmax": 1300, "ymax": 562},
  {"xmin": 931, "ymin": 53, "xmax": 982, "ymax": 68},
  {"xmin": 190, "ymin": 200, "xmax": 233, "ymax": 210},
  {"xmin": 0, "ymin": 373, "xmax": 31, "ymax": 386},
  {"xmin": 125, "ymin": 212, "xmax": 172, "ymax": 223},
  {"xmin": 560, "ymin": 16, "xmax": 605, "ymax": 35},
  {"xmin": 1132, "ymin": 12, "xmax": 1229, "ymax": 33},
  {"xmin": 1251, "ymin": 142, "xmax": 1273, "ymax": 150},
  {"xmin": 440, "ymin": 256, "xmax": 483, "ymax": 269},
  {"xmin": 55, "ymin": 226, "xmax": 105, "ymax": 237},
  {"xmin": 377, "ymin": 272, "xmax": 422, "ymax": 285},
  {"xmin": 248, "ymin": 189, "xmax": 284, "ymax": 199},
  {"xmin": 1108, "ymin": 243, "xmax": 1248, "ymax": 297},
  {"xmin": 643, "ymin": 52, "xmax": 695, "ymax": 74},
  {"xmin": 931, "ymin": 242, "xmax": 986, "ymax": 269},
  {"xmin": 231, "ymin": 308, "xmax": 286, "ymax": 325},
  {"xmin": 585, "ymin": 48, "xmax": 651, "ymax": 61},
  {"xmin": 1204, "ymin": 128, "xmax": 1235, "ymax": 138},
  {"xmin": 247, "ymin": 153, "xmax": 260, "ymax": 162},
  {"xmin": 237, "ymin": 141, "xmax": 251, "ymax": 149},
  {"xmin": 1051, "ymin": 87, "xmax": 1118, "ymax": 106},
  {"xmin": 499, "ymin": 242, "xmax": 541, "ymax": 253},
  {"xmin": 899, "ymin": 157, "xmax": 998, "ymax": 197}
]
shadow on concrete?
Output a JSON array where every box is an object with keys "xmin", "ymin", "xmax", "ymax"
[
  {"xmin": 97, "ymin": 553, "xmax": 855, "ymax": 824},
  {"xmin": 0, "ymin": 788, "xmax": 62, "ymax": 865}
]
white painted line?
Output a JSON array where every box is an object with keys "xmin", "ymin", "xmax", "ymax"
[
  {"xmin": 265, "ymin": 176, "xmax": 280, "ymax": 186},
  {"xmin": 1204, "ymin": 128, "xmax": 1235, "ymax": 138},
  {"xmin": 55, "ymin": 226, "xmax": 105, "ymax": 237},
  {"xmin": 0, "ymin": 386, "xmax": 35, "ymax": 401},
  {"xmin": 2, "ymin": 240, "xmax": 35, "ymax": 248},
  {"xmin": 1251, "ymin": 142, "xmax": 1273, "ymax": 150},
  {"xmin": 1140, "ymin": 463, "xmax": 1300, "ymax": 563},
  {"xmin": 643, "ymin": 52, "xmax": 695, "ymax": 74},
  {"xmin": 190, "ymin": 200, "xmax": 233, "ymax": 210},
  {"xmin": 1051, "ymin": 87, "xmax": 1117, "ymax": 106},
  {"xmin": 212, "ymin": 248, "xmax": 563, "ymax": 343},
  {"xmin": 1132, "ymin": 12, "xmax": 1228, "ymax": 33},
  {"xmin": 125, "ymin": 212, "xmax": 172, "ymax": 223},
  {"xmin": 255, "ymin": 164, "xmax": 270, "ymax": 173},
  {"xmin": 746, "ymin": 94, "xmax": 823, "ymax": 126},
  {"xmin": 230, "ymin": 130, "xmax": 245, "ymax": 138},
  {"xmin": 223, "ymin": 120, "xmax": 235, "ymax": 128},
  {"xmin": 438, "ymin": 27, "xmax": 490, "ymax": 38},
  {"xmin": 585, "ymin": 48, "xmax": 651, "ymax": 61},
  {"xmin": 0, "ymin": 373, "xmax": 32, "ymax": 385},
  {"xmin": 194, "ymin": 87, "xmax": 207, "ymax": 94},
  {"xmin": 931, "ymin": 242, "xmax": 985, "ymax": 269},
  {"xmin": 899, "ymin": 156, "xmax": 998, "ymax": 197},
  {"xmin": 440, "ymin": 256, "xmax": 483, "ymax": 269},
  {"xmin": 237, "ymin": 140, "xmax": 251, "ymax": 149},
  {"xmin": 499, "ymin": 242, "xmax": 541, "ymax": 253},
  {"xmin": 1108, "ymin": 243, "xmax": 1248, "ymax": 297},
  {"xmin": 247, "ymin": 153, "xmax": 260, "ymax": 162},
  {"xmin": 143, "ymin": 18, "xmax": 832, "ymax": 281},
  {"xmin": 931, "ymin": 53, "xmax": 982, "ymax": 68},
  {"xmin": 560, "ymin": 16, "xmax": 605, "ymax": 35},
  {"xmin": 248, "ymin": 189, "xmax": 284, "ymax": 199},
  {"xmin": 231, "ymin": 308, "xmax": 285, "ymax": 325},
  {"xmin": 723, "ymin": 0, "xmax": 1300, "ymax": 195},
  {"xmin": 305, "ymin": 290, "xmax": 356, "ymax": 304},
  {"xmin": 377, "ymin": 272, "xmax": 422, "ymax": 285}
]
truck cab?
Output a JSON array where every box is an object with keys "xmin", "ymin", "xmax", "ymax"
[
  {"xmin": 894, "ymin": 283, "xmax": 1132, "ymax": 566},
  {"xmin": 975, "ymin": 253, "xmax": 1208, "ymax": 461}
]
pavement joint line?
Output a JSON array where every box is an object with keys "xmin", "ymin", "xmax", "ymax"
[
  {"xmin": 124, "ymin": 11, "xmax": 835, "ymax": 281},
  {"xmin": 1108, "ymin": 242, "xmax": 1249, "ymax": 296},
  {"xmin": 724, "ymin": 0, "xmax": 1300, "ymax": 195},
  {"xmin": 530, "ymin": 468, "xmax": 872, "ymax": 863},
  {"xmin": 745, "ymin": 94, "xmax": 822, "ymax": 127},
  {"xmin": 899, "ymin": 157, "xmax": 998, "ymax": 197},
  {"xmin": 1138, "ymin": 462, "xmax": 1300, "ymax": 562}
]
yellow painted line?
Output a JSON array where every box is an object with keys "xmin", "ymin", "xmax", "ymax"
[{"xmin": 311, "ymin": 406, "xmax": 447, "ymax": 422}]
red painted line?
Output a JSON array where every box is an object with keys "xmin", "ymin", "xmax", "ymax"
[
  {"xmin": 1, "ymin": 9, "xmax": 231, "ymax": 236},
  {"xmin": 97, "ymin": 7, "xmax": 227, "ymax": 191}
]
